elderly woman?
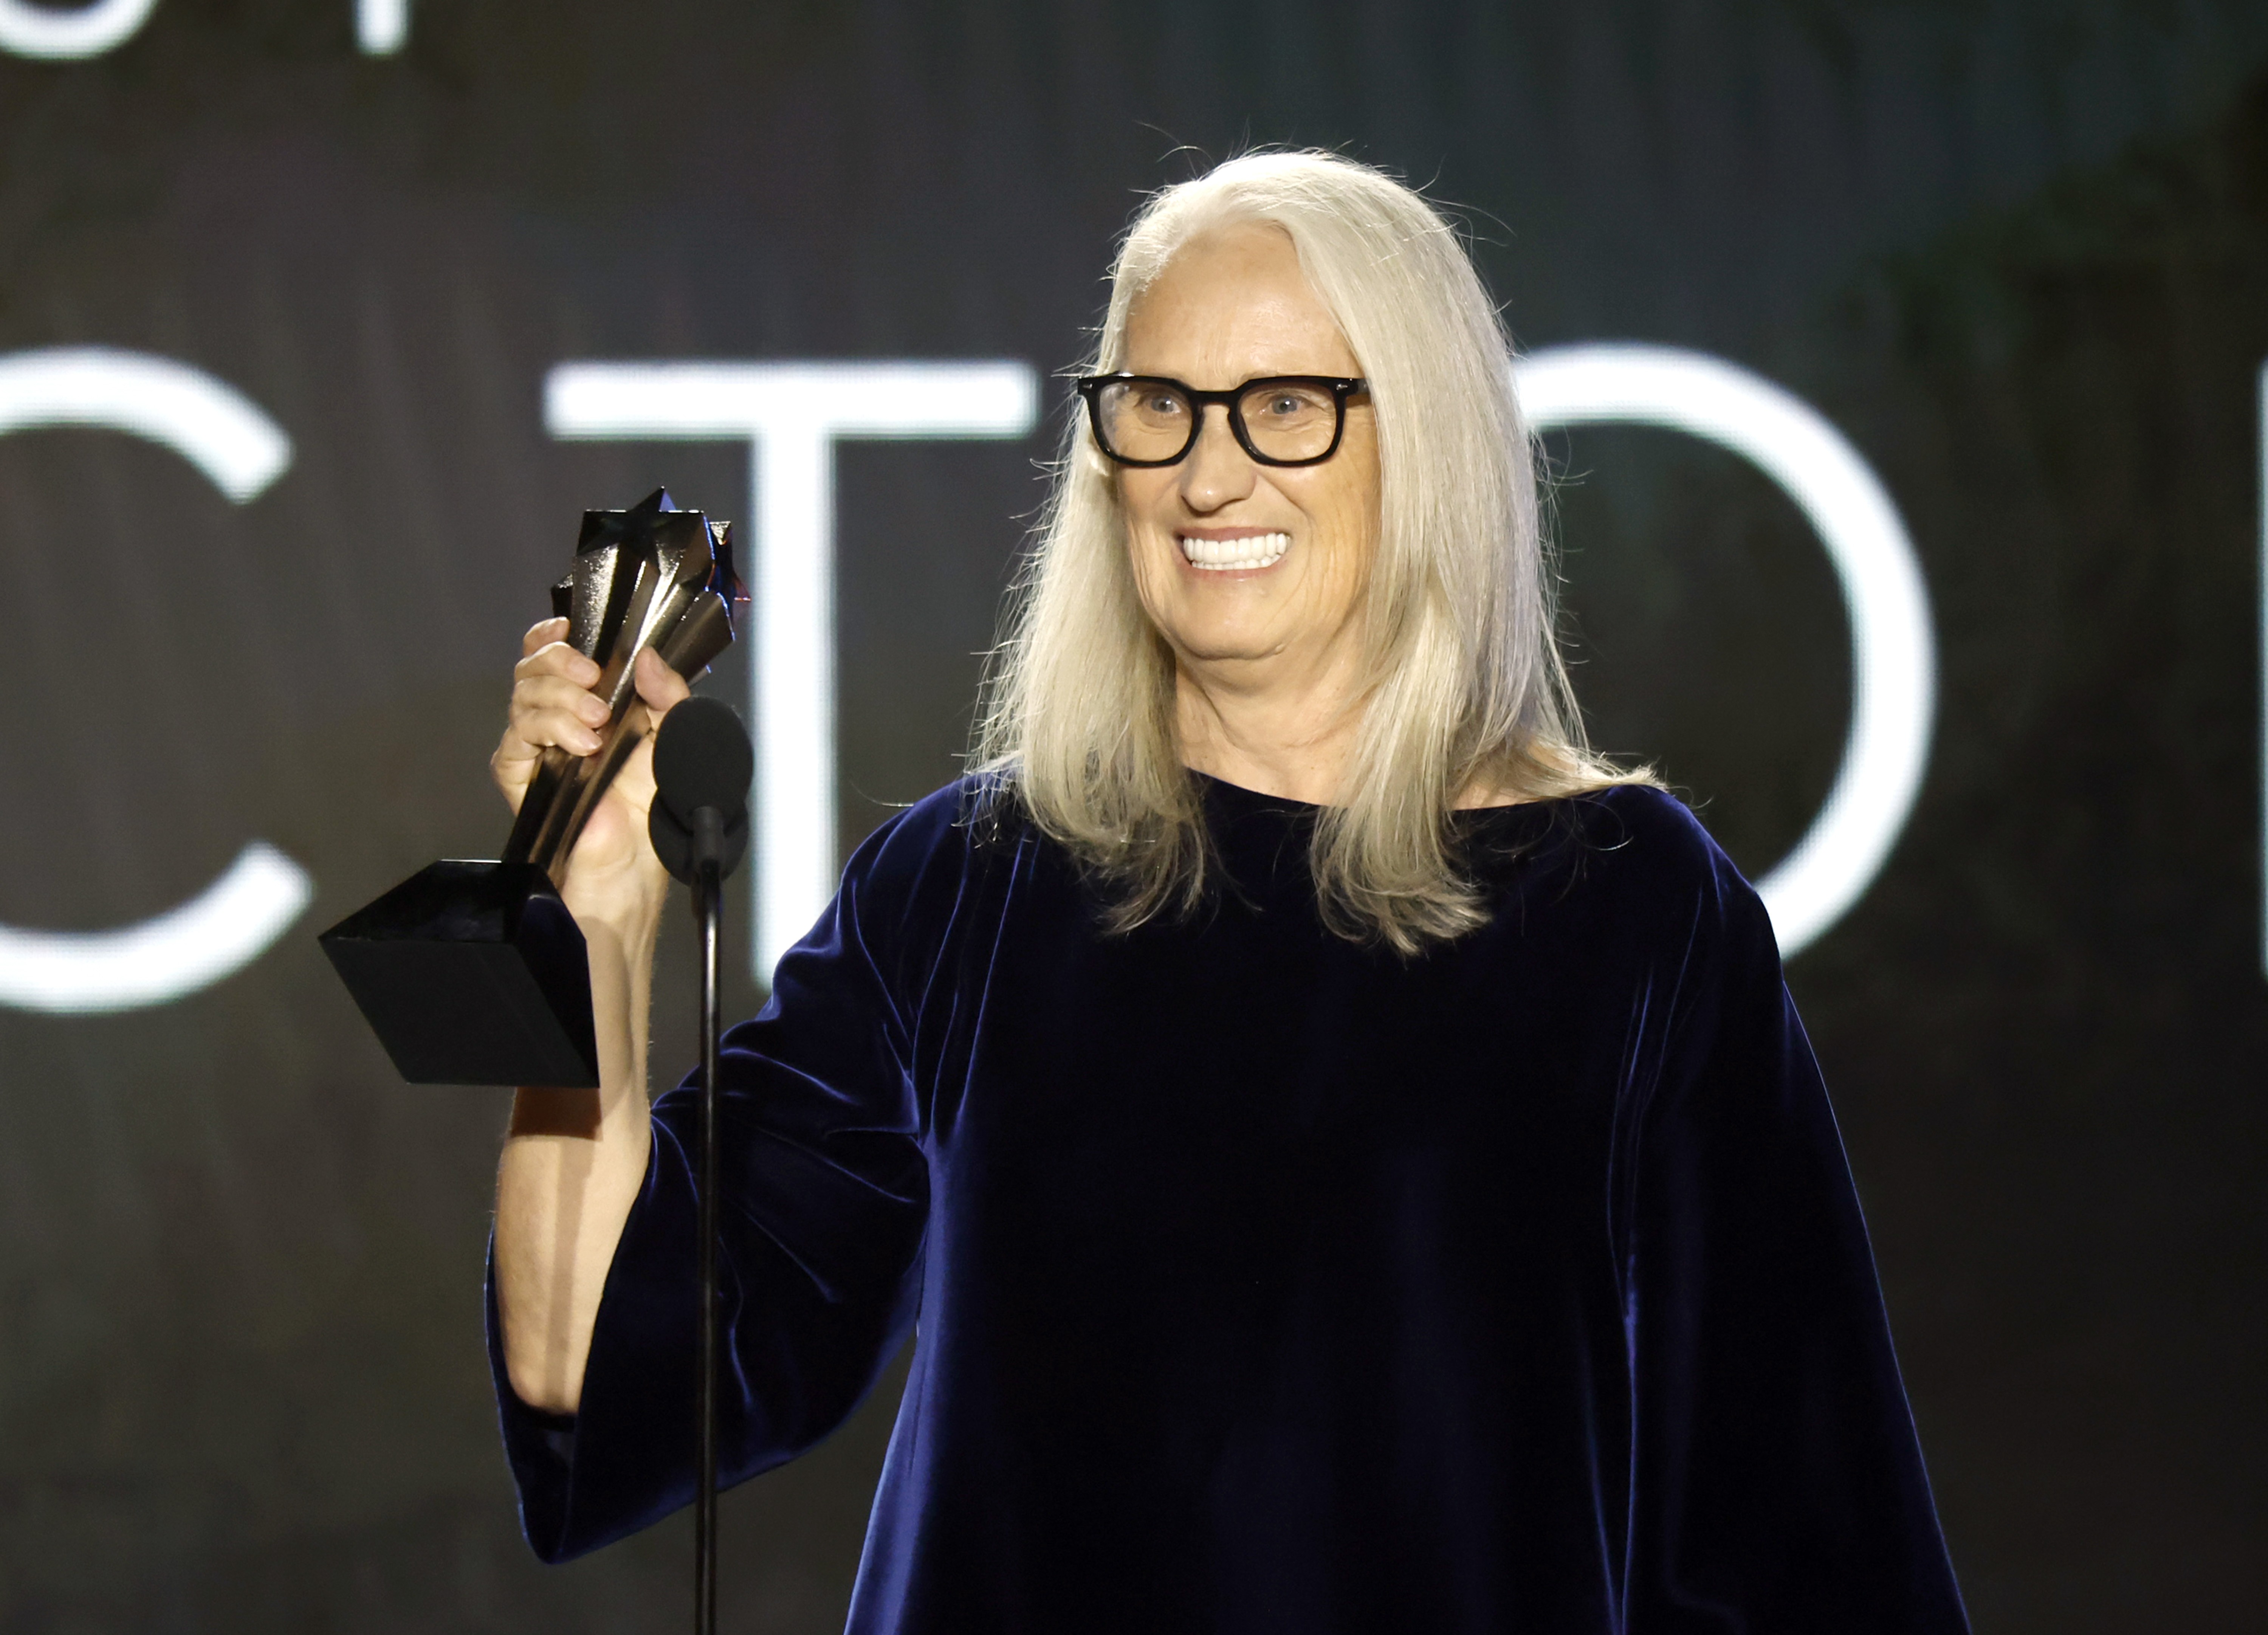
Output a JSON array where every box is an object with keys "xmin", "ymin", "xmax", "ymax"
[{"xmin": 490, "ymin": 153, "xmax": 1967, "ymax": 1632}]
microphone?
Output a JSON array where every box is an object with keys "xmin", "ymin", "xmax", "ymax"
[
  {"xmin": 643, "ymin": 692, "xmax": 752, "ymax": 1635},
  {"xmin": 648, "ymin": 696, "xmax": 753, "ymax": 884}
]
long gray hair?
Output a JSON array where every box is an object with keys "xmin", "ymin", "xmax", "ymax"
[{"xmin": 974, "ymin": 151, "xmax": 1643, "ymax": 953}]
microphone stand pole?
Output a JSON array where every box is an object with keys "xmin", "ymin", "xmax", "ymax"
[
  {"xmin": 692, "ymin": 807, "xmax": 724, "ymax": 1635},
  {"xmin": 649, "ymin": 695, "xmax": 753, "ymax": 1635}
]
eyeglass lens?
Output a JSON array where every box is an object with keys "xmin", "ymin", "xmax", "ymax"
[{"xmin": 1095, "ymin": 379, "xmax": 1343, "ymax": 464}]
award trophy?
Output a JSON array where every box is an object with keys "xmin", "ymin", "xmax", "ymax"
[{"xmin": 320, "ymin": 489, "xmax": 739, "ymax": 1088}]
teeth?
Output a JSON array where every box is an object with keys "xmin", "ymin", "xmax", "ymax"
[{"xmin": 1178, "ymin": 531, "xmax": 1290, "ymax": 571}]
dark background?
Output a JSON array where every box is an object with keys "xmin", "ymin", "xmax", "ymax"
[{"xmin": 1, "ymin": 1, "xmax": 2263, "ymax": 1628}]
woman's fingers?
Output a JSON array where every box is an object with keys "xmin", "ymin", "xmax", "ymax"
[
  {"xmin": 633, "ymin": 648, "xmax": 691, "ymax": 722},
  {"xmin": 501, "ymin": 691, "xmax": 600, "ymax": 758},
  {"xmin": 521, "ymin": 615, "xmax": 570, "ymax": 659},
  {"xmin": 496, "ymin": 634, "xmax": 608, "ymax": 808},
  {"xmin": 515, "ymin": 639, "xmax": 600, "ymax": 690},
  {"xmin": 512, "ymin": 674, "xmax": 610, "ymax": 738},
  {"xmin": 509, "ymin": 709, "xmax": 602, "ymax": 760}
]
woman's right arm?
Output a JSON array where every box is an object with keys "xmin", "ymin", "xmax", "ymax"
[
  {"xmin": 490, "ymin": 664, "xmax": 940, "ymax": 1561},
  {"xmin": 489, "ymin": 617, "xmax": 689, "ymax": 1415}
]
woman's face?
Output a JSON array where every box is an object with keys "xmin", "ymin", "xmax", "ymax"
[{"xmin": 1116, "ymin": 222, "xmax": 1379, "ymax": 683}]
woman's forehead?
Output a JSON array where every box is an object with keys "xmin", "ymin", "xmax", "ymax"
[{"xmin": 1123, "ymin": 224, "xmax": 1359, "ymax": 380}]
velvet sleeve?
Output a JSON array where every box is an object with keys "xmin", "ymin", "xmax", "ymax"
[
  {"xmin": 488, "ymin": 805, "xmax": 947, "ymax": 1564},
  {"xmin": 1623, "ymin": 848, "xmax": 1969, "ymax": 1633}
]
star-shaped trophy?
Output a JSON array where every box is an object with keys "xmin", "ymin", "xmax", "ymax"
[{"xmin": 320, "ymin": 489, "xmax": 740, "ymax": 1087}]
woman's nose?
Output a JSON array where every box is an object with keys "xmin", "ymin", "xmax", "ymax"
[{"xmin": 1177, "ymin": 404, "xmax": 1257, "ymax": 511}]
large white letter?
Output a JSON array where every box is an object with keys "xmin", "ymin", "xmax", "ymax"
[
  {"xmin": 356, "ymin": 0, "xmax": 405, "ymax": 54},
  {"xmin": 0, "ymin": 0, "xmax": 157, "ymax": 60},
  {"xmin": 0, "ymin": 347, "xmax": 311, "ymax": 1012},
  {"xmin": 546, "ymin": 360, "xmax": 1039, "ymax": 979},
  {"xmin": 1515, "ymin": 343, "xmax": 1936, "ymax": 957}
]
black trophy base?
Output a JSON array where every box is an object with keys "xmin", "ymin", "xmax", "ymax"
[{"xmin": 319, "ymin": 861, "xmax": 600, "ymax": 1088}]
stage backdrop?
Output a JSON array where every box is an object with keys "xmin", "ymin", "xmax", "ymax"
[{"xmin": 1, "ymin": 2, "xmax": 2263, "ymax": 1630}]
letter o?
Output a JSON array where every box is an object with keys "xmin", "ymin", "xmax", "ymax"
[
  {"xmin": 0, "ymin": 347, "xmax": 311, "ymax": 1013},
  {"xmin": 1514, "ymin": 343, "xmax": 1937, "ymax": 957},
  {"xmin": 0, "ymin": 0, "xmax": 158, "ymax": 59}
]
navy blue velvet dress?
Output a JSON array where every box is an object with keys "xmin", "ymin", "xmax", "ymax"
[{"xmin": 490, "ymin": 776, "xmax": 1969, "ymax": 1633}]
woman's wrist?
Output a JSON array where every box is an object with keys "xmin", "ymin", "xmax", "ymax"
[
  {"xmin": 559, "ymin": 874, "xmax": 660, "ymax": 1123},
  {"xmin": 561, "ymin": 860, "xmax": 668, "ymax": 953}
]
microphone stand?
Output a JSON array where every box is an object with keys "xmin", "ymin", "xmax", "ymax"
[
  {"xmin": 646, "ymin": 693, "xmax": 752, "ymax": 1635},
  {"xmin": 692, "ymin": 806, "xmax": 725, "ymax": 1635}
]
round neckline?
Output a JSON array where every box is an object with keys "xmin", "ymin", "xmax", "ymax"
[
  {"xmin": 1188, "ymin": 767, "xmax": 1548, "ymax": 818},
  {"xmin": 1190, "ymin": 768, "xmax": 1320, "ymax": 811}
]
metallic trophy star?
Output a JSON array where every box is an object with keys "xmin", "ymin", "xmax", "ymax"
[{"xmin": 320, "ymin": 489, "xmax": 740, "ymax": 1086}]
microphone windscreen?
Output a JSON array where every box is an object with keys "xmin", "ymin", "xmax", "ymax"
[{"xmin": 651, "ymin": 696, "xmax": 753, "ymax": 823}]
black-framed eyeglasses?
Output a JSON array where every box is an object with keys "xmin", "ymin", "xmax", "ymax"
[{"xmin": 1076, "ymin": 373, "xmax": 1369, "ymax": 468}]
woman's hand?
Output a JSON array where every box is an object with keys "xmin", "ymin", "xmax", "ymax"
[{"xmin": 491, "ymin": 616, "xmax": 692, "ymax": 934}]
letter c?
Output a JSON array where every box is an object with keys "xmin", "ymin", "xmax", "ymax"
[{"xmin": 0, "ymin": 347, "xmax": 311, "ymax": 1013}]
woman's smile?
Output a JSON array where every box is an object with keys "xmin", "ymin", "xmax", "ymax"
[{"xmin": 1178, "ymin": 529, "xmax": 1290, "ymax": 571}]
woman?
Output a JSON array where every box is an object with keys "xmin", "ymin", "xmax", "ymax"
[{"xmin": 490, "ymin": 152, "xmax": 1968, "ymax": 1632}]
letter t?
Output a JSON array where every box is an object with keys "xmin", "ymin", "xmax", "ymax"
[{"xmin": 546, "ymin": 360, "xmax": 1038, "ymax": 980}]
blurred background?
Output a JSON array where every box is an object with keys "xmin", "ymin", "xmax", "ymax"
[{"xmin": 0, "ymin": 1, "xmax": 2262, "ymax": 1629}]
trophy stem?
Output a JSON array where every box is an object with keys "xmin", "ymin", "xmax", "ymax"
[{"xmin": 502, "ymin": 705, "xmax": 654, "ymax": 882}]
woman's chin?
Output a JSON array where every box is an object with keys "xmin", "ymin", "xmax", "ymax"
[{"xmin": 1160, "ymin": 612, "xmax": 1301, "ymax": 666}]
